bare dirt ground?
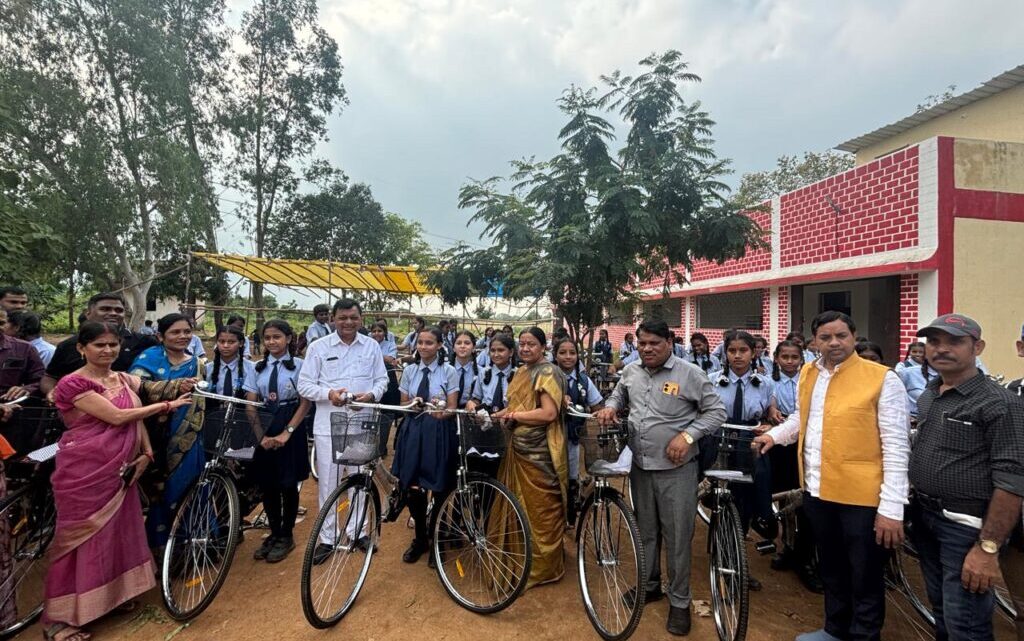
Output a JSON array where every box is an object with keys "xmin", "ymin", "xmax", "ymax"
[{"xmin": 17, "ymin": 477, "xmax": 1016, "ymax": 641}]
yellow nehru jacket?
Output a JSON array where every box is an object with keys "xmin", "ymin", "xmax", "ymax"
[{"xmin": 797, "ymin": 353, "xmax": 889, "ymax": 507}]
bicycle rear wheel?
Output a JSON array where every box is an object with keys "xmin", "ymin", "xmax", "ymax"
[
  {"xmin": 161, "ymin": 470, "xmax": 241, "ymax": 621},
  {"xmin": 300, "ymin": 475, "xmax": 379, "ymax": 628},
  {"xmin": 708, "ymin": 499, "xmax": 749, "ymax": 641},
  {"xmin": 433, "ymin": 472, "xmax": 531, "ymax": 613},
  {"xmin": 887, "ymin": 540, "xmax": 935, "ymax": 628},
  {"xmin": 0, "ymin": 483, "xmax": 56, "ymax": 638},
  {"xmin": 576, "ymin": 490, "xmax": 645, "ymax": 641}
]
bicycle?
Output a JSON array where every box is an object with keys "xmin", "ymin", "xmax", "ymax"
[
  {"xmin": 0, "ymin": 403, "xmax": 62, "ymax": 638},
  {"xmin": 299, "ymin": 399, "xmax": 411, "ymax": 628},
  {"xmin": 569, "ymin": 409, "xmax": 645, "ymax": 641},
  {"xmin": 160, "ymin": 387, "xmax": 270, "ymax": 621},
  {"xmin": 431, "ymin": 408, "xmax": 532, "ymax": 614},
  {"xmin": 702, "ymin": 423, "xmax": 760, "ymax": 641}
]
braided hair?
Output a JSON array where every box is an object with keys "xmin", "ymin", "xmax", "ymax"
[
  {"xmin": 771, "ymin": 340, "xmax": 804, "ymax": 382},
  {"xmin": 254, "ymin": 319, "xmax": 297, "ymax": 372},
  {"xmin": 689, "ymin": 332, "xmax": 713, "ymax": 373},
  {"xmin": 483, "ymin": 333, "xmax": 517, "ymax": 384},
  {"xmin": 210, "ymin": 325, "xmax": 247, "ymax": 394}
]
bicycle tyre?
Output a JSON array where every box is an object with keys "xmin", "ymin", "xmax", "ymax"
[
  {"xmin": 576, "ymin": 489, "xmax": 646, "ymax": 641},
  {"xmin": 995, "ymin": 580, "xmax": 1017, "ymax": 621},
  {"xmin": 161, "ymin": 470, "xmax": 241, "ymax": 621},
  {"xmin": 696, "ymin": 478, "xmax": 711, "ymax": 526},
  {"xmin": 0, "ymin": 482, "xmax": 56, "ymax": 639},
  {"xmin": 887, "ymin": 541, "xmax": 935, "ymax": 628},
  {"xmin": 432, "ymin": 472, "xmax": 532, "ymax": 614},
  {"xmin": 300, "ymin": 475, "xmax": 379, "ymax": 628},
  {"xmin": 708, "ymin": 498, "xmax": 749, "ymax": 641}
]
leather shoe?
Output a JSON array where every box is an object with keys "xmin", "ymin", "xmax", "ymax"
[
  {"xmin": 402, "ymin": 538, "xmax": 428, "ymax": 564},
  {"xmin": 311, "ymin": 543, "xmax": 334, "ymax": 566},
  {"xmin": 621, "ymin": 586, "xmax": 663, "ymax": 609},
  {"xmin": 666, "ymin": 605, "xmax": 691, "ymax": 636},
  {"xmin": 797, "ymin": 564, "xmax": 825, "ymax": 594},
  {"xmin": 354, "ymin": 536, "xmax": 376, "ymax": 554}
]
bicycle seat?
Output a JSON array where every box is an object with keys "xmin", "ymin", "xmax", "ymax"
[
  {"xmin": 588, "ymin": 461, "xmax": 629, "ymax": 477},
  {"xmin": 703, "ymin": 470, "xmax": 753, "ymax": 483}
]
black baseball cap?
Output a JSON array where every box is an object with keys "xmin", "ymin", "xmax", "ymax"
[{"xmin": 916, "ymin": 314, "xmax": 982, "ymax": 340}]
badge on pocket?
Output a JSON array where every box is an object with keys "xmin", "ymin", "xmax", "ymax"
[{"xmin": 662, "ymin": 381, "xmax": 679, "ymax": 395}]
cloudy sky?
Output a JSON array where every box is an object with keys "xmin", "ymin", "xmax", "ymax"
[{"xmin": 217, "ymin": 0, "xmax": 1024, "ymax": 306}]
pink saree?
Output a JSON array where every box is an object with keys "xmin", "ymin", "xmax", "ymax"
[{"xmin": 44, "ymin": 373, "xmax": 156, "ymax": 627}]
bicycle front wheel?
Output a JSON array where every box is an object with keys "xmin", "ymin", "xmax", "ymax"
[
  {"xmin": 300, "ymin": 475, "xmax": 379, "ymax": 628},
  {"xmin": 0, "ymin": 483, "xmax": 56, "ymax": 638},
  {"xmin": 995, "ymin": 578, "xmax": 1017, "ymax": 621},
  {"xmin": 433, "ymin": 472, "xmax": 532, "ymax": 613},
  {"xmin": 708, "ymin": 499, "xmax": 749, "ymax": 641},
  {"xmin": 887, "ymin": 540, "xmax": 935, "ymax": 628},
  {"xmin": 577, "ymin": 490, "xmax": 645, "ymax": 641},
  {"xmin": 161, "ymin": 470, "xmax": 241, "ymax": 621}
]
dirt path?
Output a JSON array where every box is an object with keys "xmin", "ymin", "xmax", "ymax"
[{"xmin": 18, "ymin": 478, "xmax": 1016, "ymax": 641}]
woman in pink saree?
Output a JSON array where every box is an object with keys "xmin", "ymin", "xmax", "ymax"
[{"xmin": 43, "ymin": 322, "xmax": 192, "ymax": 641}]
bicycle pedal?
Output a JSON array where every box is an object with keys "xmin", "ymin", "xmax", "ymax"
[{"xmin": 754, "ymin": 539, "xmax": 777, "ymax": 556}]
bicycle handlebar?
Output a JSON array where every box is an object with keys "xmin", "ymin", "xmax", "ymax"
[
  {"xmin": 1, "ymin": 395, "xmax": 29, "ymax": 407},
  {"xmin": 347, "ymin": 399, "xmax": 422, "ymax": 413},
  {"xmin": 193, "ymin": 381, "xmax": 265, "ymax": 407}
]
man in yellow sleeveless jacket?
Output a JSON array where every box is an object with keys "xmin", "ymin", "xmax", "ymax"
[{"xmin": 755, "ymin": 311, "xmax": 911, "ymax": 641}]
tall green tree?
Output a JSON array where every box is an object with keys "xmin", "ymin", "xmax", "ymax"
[
  {"xmin": 226, "ymin": 0, "xmax": 346, "ymax": 324},
  {"xmin": 733, "ymin": 150, "xmax": 854, "ymax": 207},
  {"xmin": 427, "ymin": 51, "xmax": 765, "ymax": 355}
]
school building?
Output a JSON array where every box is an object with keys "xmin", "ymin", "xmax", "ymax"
[{"xmin": 603, "ymin": 64, "xmax": 1024, "ymax": 376}]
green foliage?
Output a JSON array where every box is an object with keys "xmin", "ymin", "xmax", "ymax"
[
  {"xmin": 427, "ymin": 51, "xmax": 766, "ymax": 347},
  {"xmin": 733, "ymin": 150, "xmax": 855, "ymax": 207},
  {"xmin": 916, "ymin": 84, "xmax": 957, "ymax": 113}
]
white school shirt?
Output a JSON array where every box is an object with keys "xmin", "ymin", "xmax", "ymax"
[
  {"xmin": 206, "ymin": 357, "xmax": 257, "ymax": 396},
  {"xmin": 188, "ymin": 334, "xmax": 206, "ymax": 358},
  {"xmin": 297, "ymin": 331, "xmax": 388, "ymax": 436},
  {"xmin": 306, "ymin": 321, "xmax": 332, "ymax": 344},
  {"xmin": 30, "ymin": 337, "xmax": 56, "ymax": 368},
  {"xmin": 766, "ymin": 358, "xmax": 910, "ymax": 520}
]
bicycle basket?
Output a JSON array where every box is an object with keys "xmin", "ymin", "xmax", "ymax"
[
  {"xmin": 705, "ymin": 424, "xmax": 759, "ymax": 482},
  {"xmin": 201, "ymin": 406, "xmax": 271, "ymax": 461},
  {"xmin": 0, "ymin": 405, "xmax": 62, "ymax": 458},
  {"xmin": 458, "ymin": 412, "xmax": 505, "ymax": 457},
  {"xmin": 579, "ymin": 419, "xmax": 629, "ymax": 476},
  {"xmin": 330, "ymin": 410, "xmax": 391, "ymax": 465}
]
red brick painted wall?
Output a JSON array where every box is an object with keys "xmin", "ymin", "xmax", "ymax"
[
  {"xmin": 777, "ymin": 287, "xmax": 790, "ymax": 344},
  {"xmin": 780, "ymin": 147, "xmax": 919, "ymax": 268},
  {"xmin": 899, "ymin": 273, "xmax": 919, "ymax": 354},
  {"xmin": 688, "ymin": 209, "xmax": 773, "ymax": 281}
]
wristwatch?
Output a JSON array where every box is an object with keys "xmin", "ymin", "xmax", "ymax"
[
  {"xmin": 286, "ymin": 425, "xmax": 297, "ymax": 434},
  {"xmin": 681, "ymin": 432, "xmax": 695, "ymax": 445},
  {"xmin": 978, "ymin": 538, "xmax": 999, "ymax": 554}
]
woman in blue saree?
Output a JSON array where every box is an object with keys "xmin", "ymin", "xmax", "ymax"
[{"xmin": 129, "ymin": 313, "xmax": 204, "ymax": 548}]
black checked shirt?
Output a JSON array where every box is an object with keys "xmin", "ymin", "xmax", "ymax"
[{"xmin": 909, "ymin": 372, "xmax": 1024, "ymax": 517}]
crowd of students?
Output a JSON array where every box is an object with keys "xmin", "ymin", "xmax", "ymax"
[{"xmin": 1, "ymin": 283, "xmax": 1022, "ymax": 641}]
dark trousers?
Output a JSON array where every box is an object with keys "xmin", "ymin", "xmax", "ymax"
[
  {"xmin": 912, "ymin": 503, "xmax": 996, "ymax": 641},
  {"xmin": 734, "ymin": 456, "xmax": 775, "ymax": 538},
  {"xmin": 803, "ymin": 494, "xmax": 887, "ymax": 641},
  {"xmin": 1003, "ymin": 525, "xmax": 1024, "ymax": 641},
  {"xmin": 262, "ymin": 485, "xmax": 300, "ymax": 540}
]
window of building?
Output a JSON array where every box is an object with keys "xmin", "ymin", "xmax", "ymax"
[
  {"xmin": 641, "ymin": 298, "xmax": 682, "ymax": 328},
  {"xmin": 606, "ymin": 301, "xmax": 635, "ymax": 326},
  {"xmin": 696, "ymin": 290, "xmax": 763, "ymax": 329}
]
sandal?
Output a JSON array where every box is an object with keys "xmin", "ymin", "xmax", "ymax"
[{"xmin": 43, "ymin": 623, "xmax": 92, "ymax": 641}]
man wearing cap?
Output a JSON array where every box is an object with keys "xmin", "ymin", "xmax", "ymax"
[
  {"xmin": 753, "ymin": 310, "xmax": 910, "ymax": 641},
  {"xmin": 909, "ymin": 314, "xmax": 1024, "ymax": 641}
]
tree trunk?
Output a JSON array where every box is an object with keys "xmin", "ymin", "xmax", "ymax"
[{"xmin": 66, "ymin": 273, "xmax": 75, "ymax": 330}]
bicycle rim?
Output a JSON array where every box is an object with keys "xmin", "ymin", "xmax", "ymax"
[
  {"xmin": 708, "ymin": 500, "xmax": 748, "ymax": 641},
  {"xmin": 696, "ymin": 478, "xmax": 711, "ymax": 527},
  {"xmin": 887, "ymin": 542, "xmax": 935, "ymax": 629},
  {"xmin": 309, "ymin": 442, "xmax": 318, "ymax": 481},
  {"xmin": 0, "ymin": 486, "xmax": 55, "ymax": 638},
  {"xmin": 995, "ymin": 578, "xmax": 1017, "ymax": 621},
  {"xmin": 161, "ymin": 471, "xmax": 240, "ymax": 621},
  {"xmin": 300, "ymin": 476, "xmax": 378, "ymax": 628},
  {"xmin": 576, "ymin": 492, "xmax": 645, "ymax": 641},
  {"xmin": 433, "ymin": 474, "xmax": 532, "ymax": 613}
]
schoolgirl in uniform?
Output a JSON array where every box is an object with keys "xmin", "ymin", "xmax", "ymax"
[
  {"xmin": 893, "ymin": 341, "xmax": 925, "ymax": 375},
  {"xmin": 390, "ymin": 327, "xmax": 460, "ymax": 564},
  {"xmin": 786, "ymin": 331, "xmax": 816, "ymax": 365},
  {"xmin": 897, "ymin": 358, "xmax": 934, "ymax": 421},
  {"xmin": 244, "ymin": 320, "xmax": 311, "ymax": 563},
  {"xmin": 618, "ymin": 333, "xmax": 636, "ymax": 362},
  {"xmin": 369, "ymin": 321, "xmax": 401, "ymax": 407},
  {"xmin": 467, "ymin": 333, "xmax": 517, "ymax": 414},
  {"xmin": 593, "ymin": 330, "xmax": 613, "ymax": 364},
  {"xmin": 552, "ymin": 337, "xmax": 603, "ymax": 526},
  {"xmin": 206, "ymin": 325, "xmax": 256, "ymax": 400},
  {"xmin": 688, "ymin": 332, "xmax": 720, "ymax": 375},
  {"xmin": 753, "ymin": 335, "xmax": 770, "ymax": 374},
  {"xmin": 854, "ymin": 340, "xmax": 885, "ymax": 364},
  {"xmin": 452, "ymin": 330, "xmax": 478, "ymax": 408},
  {"xmin": 710, "ymin": 330, "xmax": 776, "ymax": 591}
]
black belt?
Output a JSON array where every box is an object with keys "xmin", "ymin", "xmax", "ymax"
[{"xmin": 913, "ymin": 490, "xmax": 987, "ymax": 519}]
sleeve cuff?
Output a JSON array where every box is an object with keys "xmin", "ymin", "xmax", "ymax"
[{"xmin": 877, "ymin": 499, "xmax": 905, "ymax": 521}]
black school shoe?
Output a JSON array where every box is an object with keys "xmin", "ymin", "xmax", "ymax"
[
  {"xmin": 312, "ymin": 543, "xmax": 334, "ymax": 566},
  {"xmin": 253, "ymin": 536, "xmax": 276, "ymax": 561},
  {"xmin": 266, "ymin": 536, "xmax": 296, "ymax": 563},
  {"xmin": 666, "ymin": 605, "xmax": 691, "ymax": 636},
  {"xmin": 402, "ymin": 538, "xmax": 428, "ymax": 564}
]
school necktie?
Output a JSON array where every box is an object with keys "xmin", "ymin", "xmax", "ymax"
[
  {"xmin": 457, "ymin": 367, "xmax": 466, "ymax": 405},
  {"xmin": 417, "ymin": 366, "xmax": 432, "ymax": 400},
  {"xmin": 269, "ymin": 361, "xmax": 279, "ymax": 400},
  {"xmin": 491, "ymin": 372, "xmax": 505, "ymax": 411},
  {"xmin": 222, "ymin": 365, "xmax": 233, "ymax": 396},
  {"xmin": 731, "ymin": 378, "xmax": 745, "ymax": 423}
]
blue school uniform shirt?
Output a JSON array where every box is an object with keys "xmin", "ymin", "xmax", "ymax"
[
  {"xmin": 898, "ymin": 364, "xmax": 933, "ymax": 418},
  {"xmin": 688, "ymin": 353, "xmax": 720, "ymax": 375},
  {"xmin": 476, "ymin": 349, "xmax": 492, "ymax": 368},
  {"xmin": 621, "ymin": 350, "xmax": 640, "ymax": 366},
  {"xmin": 378, "ymin": 339, "xmax": 398, "ymax": 359},
  {"xmin": 244, "ymin": 354, "xmax": 304, "ymax": 402},
  {"xmin": 452, "ymin": 359, "xmax": 478, "ymax": 407},
  {"xmin": 772, "ymin": 371, "xmax": 799, "ymax": 416},
  {"xmin": 564, "ymin": 368, "xmax": 603, "ymax": 408},
  {"xmin": 471, "ymin": 363, "xmax": 515, "ymax": 407},
  {"xmin": 206, "ymin": 357, "xmax": 257, "ymax": 396},
  {"xmin": 619, "ymin": 342, "xmax": 636, "ymax": 360},
  {"xmin": 399, "ymin": 358, "xmax": 460, "ymax": 401},
  {"xmin": 710, "ymin": 369, "xmax": 775, "ymax": 424}
]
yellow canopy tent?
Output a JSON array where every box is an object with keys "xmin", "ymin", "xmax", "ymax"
[{"xmin": 191, "ymin": 252, "xmax": 434, "ymax": 295}]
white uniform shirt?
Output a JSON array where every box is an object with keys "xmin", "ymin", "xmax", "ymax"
[
  {"xmin": 297, "ymin": 331, "xmax": 388, "ymax": 436},
  {"xmin": 766, "ymin": 358, "xmax": 910, "ymax": 520},
  {"xmin": 306, "ymin": 321, "xmax": 332, "ymax": 344}
]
